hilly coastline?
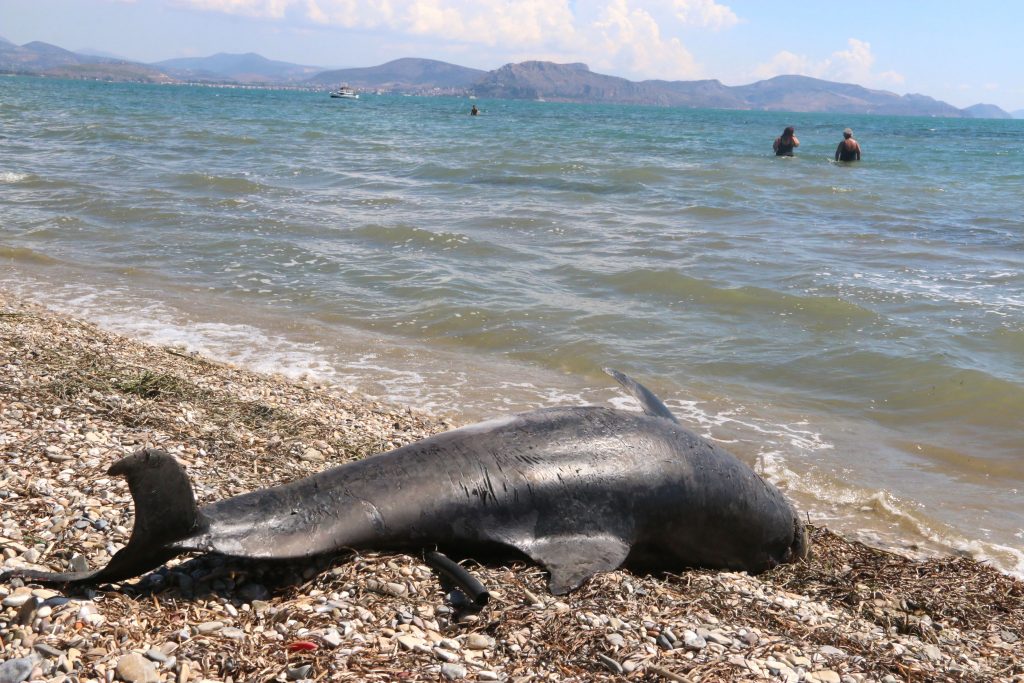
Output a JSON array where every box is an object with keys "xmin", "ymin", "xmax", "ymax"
[
  {"xmin": 309, "ymin": 57, "xmax": 486, "ymax": 94},
  {"xmin": 153, "ymin": 52, "xmax": 323, "ymax": 84},
  {"xmin": 0, "ymin": 37, "xmax": 1014, "ymax": 118}
]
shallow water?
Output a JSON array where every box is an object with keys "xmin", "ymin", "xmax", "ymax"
[{"xmin": 2, "ymin": 76, "xmax": 1022, "ymax": 574}]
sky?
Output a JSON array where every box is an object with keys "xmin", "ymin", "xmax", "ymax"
[{"xmin": 2, "ymin": 0, "xmax": 1023, "ymax": 111}]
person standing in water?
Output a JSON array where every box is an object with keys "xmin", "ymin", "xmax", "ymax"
[
  {"xmin": 470, "ymin": 104, "xmax": 479, "ymax": 116},
  {"xmin": 773, "ymin": 126, "xmax": 799, "ymax": 156},
  {"xmin": 835, "ymin": 128, "xmax": 861, "ymax": 161}
]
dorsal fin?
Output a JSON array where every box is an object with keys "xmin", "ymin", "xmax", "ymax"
[{"xmin": 604, "ymin": 368, "xmax": 679, "ymax": 424}]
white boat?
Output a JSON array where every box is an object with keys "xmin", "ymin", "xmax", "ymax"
[{"xmin": 330, "ymin": 86, "xmax": 359, "ymax": 100}]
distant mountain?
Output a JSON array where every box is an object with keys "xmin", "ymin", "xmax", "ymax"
[
  {"xmin": 473, "ymin": 63, "xmax": 966, "ymax": 117},
  {"xmin": 473, "ymin": 61, "xmax": 660, "ymax": 104},
  {"xmin": 643, "ymin": 78, "xmax": 747, "ymax": 109},
  {"xmin": 0, "ymin": 39, "xmax": 173, "ymax": 82},
  {"xmin": 473, "ymin": 61, "xmax": 751, "ymax": 108},
  {"xmin": 962, "ymin": 103, "xmax": 1013, "ymax": 119},
  {"xmin": 308, "ymin": 57, "xmax": 485, "ymax": 91},
  {"xmin": 154, "ymin": 52, "xmax": 322, "ymax": 83},
  {"xmin": 730, "ymin": 74, "xmax": 963, "ymax": 117},
  {"xmin": 76, "ymin": 47, "xmax": 131, "ymax": 60}
]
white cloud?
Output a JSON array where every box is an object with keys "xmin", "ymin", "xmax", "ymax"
[
  {"xmin": 751, "ymin": 50, "xmax": 811, "ymax": 80},
  {"xmin": 404, "ymin": 1, "xmax": 467, "ymax": 37},
  {"xmin": 671, "ymin": 0, "xmax": 738, "ymax": 30},
  {"xmin": 303, "ymin": 0, "xmax": 396, "ymax": 28},
  {"xmin": 593, "ymin": 0, "xmax": 699, "ymax": 78},
  {"xmin": 829, "ymin": 38, "xmax": 875, "ymax": 84},
  {"xmin": 455, "ymin": 1, "xmax": 578, "ymax": 48},
  {"xmin": 170, "ymin": 0, "xmax": 739, "ymax": 79},
  {"xmin": 752, "ymin": 38, "xmax": 904, "ymax": 88},
  {"xmin": 176, "ymin": 0, "xmax": 578, "ymax": 46},
  {"xmin": 176, "ymin": 0, "xmax": 294, "ymax": 19}
]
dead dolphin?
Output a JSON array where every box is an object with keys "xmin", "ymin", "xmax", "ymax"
[{"xmin": 1, "ymin": 370, "xmax": 807, "ymax": 594}]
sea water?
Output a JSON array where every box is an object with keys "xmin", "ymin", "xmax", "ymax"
[{"xmin": 1, "ymin": 76, "xmax": 1022, "ymax": 575}]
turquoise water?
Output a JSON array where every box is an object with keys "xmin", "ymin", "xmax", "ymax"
[{"xmin": 2, "ymin": 76, "xmax": 1022, "ymax": 574}]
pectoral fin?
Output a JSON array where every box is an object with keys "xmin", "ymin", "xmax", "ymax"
[{"xmin": 520, "ymin": 534, "xmax": 631, "ymax": 595}]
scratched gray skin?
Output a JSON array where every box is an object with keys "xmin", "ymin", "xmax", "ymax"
[{"xmin": 1, "ymin": 370, "xmax": 808, "ymax": 594}]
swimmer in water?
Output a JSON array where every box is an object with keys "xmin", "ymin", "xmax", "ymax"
[
  {"xmin": 773, "ymin": 126, "xmax": 799, "ymax": 156},
  {"xmin": 835, "ymin": 128, "xmax": 861, "ymax": 161}
]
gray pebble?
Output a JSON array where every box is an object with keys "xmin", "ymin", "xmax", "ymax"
[
  {"xmin": 433, "ymin": 647, "xmax": 459, "ymax": 663},
  {"xmin": 44, "ymin": 451, "xmax": 72, "ymax": 463},
  {"xmin": 195, "ymin": 620, "xmax": 225, "ymax": 635},
  {"xmin": 705, "ymin": 630, "xmax": 733, "ymax": 646},
  {"xmin": 42, "ymin": 596, "xmax": 71, "ymax": 608},
  {"xmin": 319, "ymin": 629, "xmax": 343, "ymax": 648},
  {"xmin": 144, "ymin": 648, "xmax": 167, "ymax": 663},
  {"xmin": 440, "ymin": 663, "xmax": 467, "ymax": 680},
  {"xmin": 605, "ymin": 632, "xmax": 626, "ymax": 648},
  {"xmin": 738, "ymin": 628, "xmax": 759, "ymax": 646},
  {"xmin": 439, "ymin": 638, "xmax": 461, "ymax": 651},
  {"xmin": 286, "ymin": 664, "xmax": 312, "ymax": 681},
  {"xmin": 682, "ymin": 630, "xmax": 707, "ymax": 651},
  {"xmin": 383, "ymin": 581, "xmax": 407, "ymax": 597},
  {"xmin": 33, "ymin": 642, "xmax": 66, "ymax": 659},
  {"xmin": 15, "ymin": 596, "xmax": 39, "ymax": 625},
  {"xmin": 69, "ymin": 554, "xmax": 90, "ymax": 573},
  {"xmin": 597, "ymin": 654, "xmax": 623, "ymax": 674},
  {"xmin": 0, "ymin": 655, "xmax": 35, "ymax": 683}
]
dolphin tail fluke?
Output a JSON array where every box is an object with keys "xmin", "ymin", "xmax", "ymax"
[
  {"xmin": 604, "ymin": 368, "xmax": 679, "ymax": 424},
  {"xmin": 0, "ymin": 449, "xmax": 200, "ymax": 587}
]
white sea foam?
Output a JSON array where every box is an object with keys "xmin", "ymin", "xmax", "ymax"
[
  {"xmin": 4, "ymin": 280, "xmax": 339, "ymax": 385},
  {"xmin": 0, "ymin": 171, "xmax": 28, "ymax": 183}
]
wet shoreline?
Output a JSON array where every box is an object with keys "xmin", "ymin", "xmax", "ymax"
[{"xmin": 1, "ymin": 289, "xmax": 1022, "ymax": 682}]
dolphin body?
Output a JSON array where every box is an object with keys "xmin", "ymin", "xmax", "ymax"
[{"xmin": 1, "ymin": 371, "xmax": 807, "ymax": 594}]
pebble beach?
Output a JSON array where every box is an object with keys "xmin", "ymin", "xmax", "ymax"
[{"xmin": 1, "ymin": 290, "xmax": 1022, "ymax": 683}]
